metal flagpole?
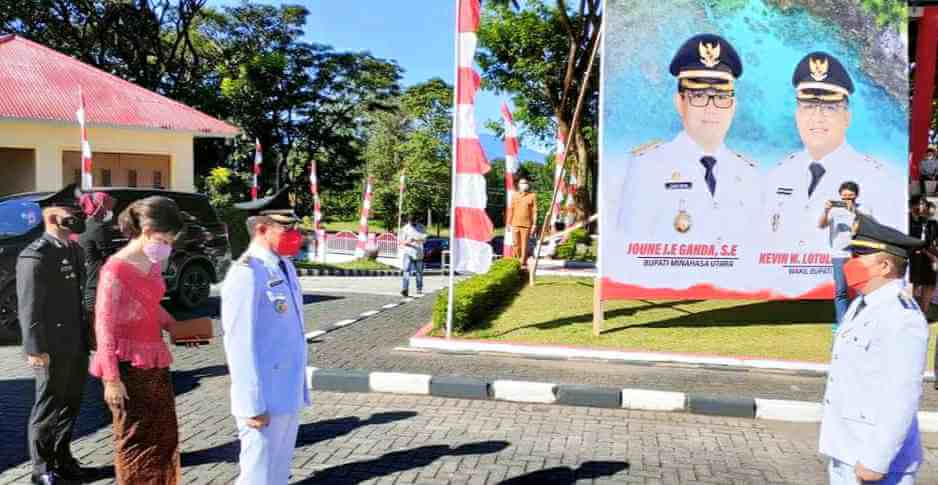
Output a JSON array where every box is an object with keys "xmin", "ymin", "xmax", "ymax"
[
  {"xmin": 529, "ymin": 24, "xmax": 603, "ymax": 286},
  {"xmin": 445, "ymin": 0, "xmax": 461, "ymax": 339},
  {"xmin": 397, "ymin": 173, "xmax": 405, "ymax": 237}
]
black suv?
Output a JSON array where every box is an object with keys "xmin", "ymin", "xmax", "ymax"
[{"xmin": 0, "ymin": 188, "xmax": 232, "ymax": 342}]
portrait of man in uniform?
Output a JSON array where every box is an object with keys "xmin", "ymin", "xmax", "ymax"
[
  {"xmin": 610, "ymin": 33, "xmax": 761, "ymax": 291},
  {"xmin": 761, "ymin": 52, "xmax": 903, "ymax": 255}
]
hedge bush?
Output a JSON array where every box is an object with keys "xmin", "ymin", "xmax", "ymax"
[
  {"xmin": 432, "ymin": 258, "xmax": 524, "ymax": 334},
  {"xmin": 217, "ymin": 205, "xmax": 251, "ymax": 258},
  {"xmin": 554, "ymin": 228, "xmax": 589, "ymax": 260}
]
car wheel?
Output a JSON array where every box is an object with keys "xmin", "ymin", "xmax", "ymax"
[
  {"xmin": 0, "ymin": 285, "xmax": 20, "ymax": 344},
  {"xmin": 176, "ymin": 264, "xmax": 212, "ymax": 310}
]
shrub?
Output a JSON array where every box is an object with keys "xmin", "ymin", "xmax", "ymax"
[
  {"xmin": 217, "ymin": 205, "xmax": 251, "ymax": 258},
  {"xmin": 432, "ymin": 259, "xmax": 524, "ymax": 334},
  {"xmin": 554, "ymin": 228, "xmax": 589, "ymax": 260}
]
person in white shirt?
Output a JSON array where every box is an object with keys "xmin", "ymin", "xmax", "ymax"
[
  {"xmin": 818, "ymin": 181, "xmax": 868, "ymax": 330},
  {"xmin": 399, "ymin": 215, "xmax": 427, "ymax": 297}
]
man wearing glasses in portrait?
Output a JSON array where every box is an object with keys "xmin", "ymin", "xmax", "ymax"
[{"xmin": 612, "ymin": 33, "xmax": 760, "ymax": 288}]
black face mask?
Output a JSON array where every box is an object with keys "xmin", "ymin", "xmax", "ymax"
[{"xmin": 59, "ymin": 216, "xmax": 86, "ymax": 235}]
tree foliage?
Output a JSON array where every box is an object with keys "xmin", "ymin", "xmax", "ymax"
[{"xmin": 477, "ymin": 0, "xmax": 601, "ymax": 222}]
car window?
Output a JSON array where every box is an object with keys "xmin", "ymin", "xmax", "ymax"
[
  {"xmin": 175, "ymin": 196, "xmax": 220, "ymax": 224},
  {"xmin": 0, "ymin": 198, "xmax": 42, "ymax": 238}
]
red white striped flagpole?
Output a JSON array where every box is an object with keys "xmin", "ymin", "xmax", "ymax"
[
  {"xmin": 355, "ymin": 176, "xmax": 373, "ymax": 258},
  {"xmin": 551, "ymin": 130, "xmax": 567, "ymax": 230},
  {"xmin": 565, "ymin": 173, "xmax": 578, "ymax": 226},
  {"xmin": 447, "ymin": 0, "xmax": 493, "ymax": 338},
  {"xmin": 310, "ymin": 160, "xmax": 325, "ymax": 261},
  {"xmin": 501, "ymin": 102, "xmax": 519, "ymax": 259},
  {"xmin": 76, "ymin": 87, "xmax": 93, "ymax": 190},
  {"xmin": 252, "ymin": 138, "xmax": 262, "ymax": 200}
]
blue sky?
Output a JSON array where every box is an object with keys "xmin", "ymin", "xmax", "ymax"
[{"xmin": 209, "ymin": 0, "xmax": 523, "ymax": 146}]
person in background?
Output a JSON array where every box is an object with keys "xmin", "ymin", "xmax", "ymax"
[
  {"xmin": 820, "ymin": 215, "xmax": 928, "ymax": 485},
  {"xmin": 77, "ymin": 191, "xmax": 116, "ymax": 346},
  {"xmin": 909, "ymin": 195, "xmax": 938, "ymax": 315},
  {"xmin": 921, "ymin": 146, "xmax": 938, "ymax": 194},
  {"xmin": 818, "ymin": 181, "xmax": 867, "ymax": 331},
  {"xmin": 17, "ymin": 186, "xmax": 91, "ymax": 485},
  {"xmin": 89, "ymin": 196, "xmax": 187, "ymax": 484},
  {"xmin": 221, "ymin": 188, "xmax": 309, "ymax": 485},
  {"xmin": 400, "ymin": 214, "xmax": 427, "ymax": 297},
  {"xmin": 508, "ymin": 178, "xmax": 537, "ymax": 268}
]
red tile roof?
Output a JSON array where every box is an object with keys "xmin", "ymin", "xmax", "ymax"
[{"xmin": 0, "ymin": 34, "xmax": 240, "ymax": 136}]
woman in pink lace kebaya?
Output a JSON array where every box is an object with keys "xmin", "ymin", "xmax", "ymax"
[{"xmin": 89, "ymin": 196, "xmax": 185, "ymax": 485}]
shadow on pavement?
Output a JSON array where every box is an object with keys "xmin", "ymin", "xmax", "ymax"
[
  {"xmin": 498, "ymin": 460, "xmax": 630, "ymax": 484},
  {"xmin": 0, "ymin": 377, "xmax": 109, "ymax": 472},
  {"xmin": 172, "ymin": 364, "xmax": 229, "ymax": 398},
  {"xmin": 294, "ymin": 440, "xmax": 510, "ymax": 484},
  {"xmin": 181, "ymin": 411, "xmax": 418, "ymax": 468}
]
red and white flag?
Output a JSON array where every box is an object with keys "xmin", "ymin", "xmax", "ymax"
[
  {"xmin": 565, "ymin": 173, "xmax": 578, "ymax": 226},
  {"xmin": 76, "ymin": 87, "xmax": 93, "ymax": 190},
  {"xmin": 251, "ymin": 138, "xmax": 262, "ymax": 200},
  {"xmin": 551, "ymin": 130, "xmax": 567, "ymax": 229},
  {"xmin": 310, "ymin": 161, "xmax": 325, "ymax": 260},
  {"xmin": 355, "ymin": 176, "xmax": 373, "ymax": 258},
  {"xmin": 451, "ymin": 0, "xmax": 493, "ymax": 274},
  {"xmin": 501, "ymin": 102, "xmax": 519, "ymax": 258}
]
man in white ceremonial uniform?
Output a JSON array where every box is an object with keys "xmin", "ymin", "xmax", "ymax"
[
  {"xmin": 820, "ymin": 214, "xmax": 928, "ymax": 485},
  {"xmin": 221, "ymin": 187, "xmax": 310, "ymax": 485},
  {"xmin": 761, "ymin": 52, "xmax": 903, "ymax": 297},
  {"xmin": 613, "ymin": 33, "xmax": 761, "ymax": 291}
]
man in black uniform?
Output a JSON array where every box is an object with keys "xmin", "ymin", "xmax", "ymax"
[{"xmin": 18, "ymin": 185, "xmax": 92, "ymax": 484}]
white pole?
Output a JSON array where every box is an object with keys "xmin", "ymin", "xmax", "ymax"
[
  {"xmin": 397, "ymin": 174, "xmax": 405, "ymax": 237},
  {"xmin": 445, "ymin": 0, "xmax": 461, "ymax": 339}
]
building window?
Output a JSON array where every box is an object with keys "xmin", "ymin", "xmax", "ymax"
[
  {"xmin": 128, "ymin": 170, "xmax": 138, "ymax": 187},
  {"xmin": 153, "ymin": 171, "xmax": 163, "ymax": 188},
  {"xmin": 73, "ymin": 169, "xmax": 80, "ymax": 184},
  {"xmin": 102, "ymin": 169, "xmax": 111, "ymax": 187}
]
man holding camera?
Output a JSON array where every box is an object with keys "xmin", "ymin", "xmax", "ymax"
[{"xmin": 818, "ymin": 181, "xmax": 868, "ymax": 330}]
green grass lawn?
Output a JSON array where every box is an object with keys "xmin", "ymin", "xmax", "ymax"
[
  {"xmin": 295, "ymin": 258, "xmax": 395, "ymax": 271},
  {"xmin": 454, "ymin": 277, "xmax": 938, "ymax": 367}
]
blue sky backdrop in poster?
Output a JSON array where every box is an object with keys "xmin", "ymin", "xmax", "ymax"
[{"xmin": 602, "ymin": 0, "xmax": 908, "ymax": 170}]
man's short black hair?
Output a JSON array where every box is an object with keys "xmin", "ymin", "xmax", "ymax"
[{"xmin": 839, "ymin": 181, "xmax": 859, "ymax": 196}]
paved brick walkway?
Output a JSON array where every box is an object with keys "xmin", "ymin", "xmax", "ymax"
[{"xmin": 2, "ymin": 280, "xmax": 938, "ymax": 483}]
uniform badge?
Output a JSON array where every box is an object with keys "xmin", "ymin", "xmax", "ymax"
[
  {"xmin": 275, "ymin": 299, "xmax": 289, "ymax": 314},
  {"xmin": 771, "ymin": 213, "xmax": 781, "ymax": 232},
  {"xmin": 671, "ymin": 171, "xmax": 681, "ymax": 181},
  {"xmin": 674, "ymin": 200, "xmax": 691, "ymax": 234},
  {"xmin": 809, "ymin": 57, "xmax": 829, "ymax": 82},
  {"xmin": 698, "ymin": 42, "xmax": 721, "ymax": 68}
]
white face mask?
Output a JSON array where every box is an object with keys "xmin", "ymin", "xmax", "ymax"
[
  {"xmin": 101, "ymin": 210, "xmax": 114, "ymax": 223},
  {"xmin": 519, "ymin": 184, "xmax": 529, "ymax": 192}
]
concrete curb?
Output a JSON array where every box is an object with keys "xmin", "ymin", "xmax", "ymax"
[
  {"xmin": 304, "ymin": 367, "xmax": 938, "ymax": 430},
  {"xmin": 295, "ymin": 268, "xmax": 445, "ymax": 278}
]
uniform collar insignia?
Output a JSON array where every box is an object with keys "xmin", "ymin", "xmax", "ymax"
[
  {"xmin": 698, "ymin": 42, "xmax": 721, "ymax": 68},
  {"xmin": 809, "ymin": 57, "xmax": 829, "ymax": 82}
]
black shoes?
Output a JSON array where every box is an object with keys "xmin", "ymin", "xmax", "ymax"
[
  {"xmin": 57, "ymin": 460, "xmax": 90, "ymax": 481},
  {"xmin": 31, "ymin": 472, "xmax": 65, "ymax": 485},
  {"xmin": 401, "ymin": 290, "xmax": 408, "ymax": 297}
]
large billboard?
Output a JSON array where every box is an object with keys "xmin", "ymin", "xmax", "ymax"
[{"xmin": 599, "ymin": 0, "xmax": 908, "ymax": 299}]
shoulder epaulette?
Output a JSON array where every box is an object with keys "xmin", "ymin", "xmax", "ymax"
[
  {"xmin": 863, "ymin": 154, "xmax": 884, "ymax": 170},
  {"xmin": 235, "ymin": 254, "xmax": 257, "ymax": 267},
  {"xmin": 732, "ymin": 151, "xmax": 758, "ymax": 168},
  {"xmin": 25, "ymin": 237, "xmax": 49, "ymax": 252},
  {"xmin": 630, "ymin": 140, "xmax": 663, "ymax": 157},
  {"xmin": 898, "ymin": 293, "xmax": 919, "ymax": 311}
]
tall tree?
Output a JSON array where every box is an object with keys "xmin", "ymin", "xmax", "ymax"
[{"xmin": 477, "ymin": 0, "xmax": 601, "ymax": 222}]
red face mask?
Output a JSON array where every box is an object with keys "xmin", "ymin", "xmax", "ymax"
[
  {"xmin": 272, "ymin": 229, "xmax": 303, "ymax": 257},
  {"xmin": 843, "ymin": 257, "xmax": 873, "ymax": 293}
]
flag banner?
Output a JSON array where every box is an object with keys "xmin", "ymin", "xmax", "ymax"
[
  {"xmin": 355, "ymin": 176, "xmax": 373, "ymax": 258},
  {"xmin": 599, "ymin": 0, "xmax": 908, "ymax": 300},
  {"xmin": 551, "ymin": 131, "xmax": 566, "ymax": 229},
  {"xmin": 76, "ymin": 87, "xmax": 93, "ymax": 190},
  {"xmin": 451, "ymin": 0, "xmax": 493, "ymax": 274},
  {"xmin": 252, "ymin": 138, "xmax": 262, "ymax": 200},
  {"xmin": 501, "ymin": 102, "xmax": 519, "ymax": 257}
]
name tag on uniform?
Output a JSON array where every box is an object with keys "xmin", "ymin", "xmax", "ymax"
[
  {"xmin": 776, "ymin": 187, "xmax": 793, "ymax": 196},
  {"xmin": 267, "ymin": 279, "xmax": 284, "ymax": 288},
  {"xmin": 664, "ymin": 182, "xmax": 692, "ymax": 190}
]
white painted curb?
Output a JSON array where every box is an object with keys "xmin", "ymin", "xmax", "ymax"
[
  {"xmin": 754, "ymin": 398, "xmax": 824, "ymax": 423},
  {"xmin": 360, "ymin": 310, "xmax": 380, "ymax": 317},
  {"xmin": 621, "ymin": 389, "xmax": 685, "ymax": 412},
  {"xmin": 492, "ymin": 380, "xmax": 556, "ymax": 404},
  {"xmin": 306, "ymin": 366, "xmax": 318, "ymax": 389},
  {"xmin": 304, "ymin": 330, "xmax": 326, "ymax": 340},
  {"xmin": 919, "ymin": 411, "xmax": 938, "ymax": 433},
  {"xmin": 370, "ymin": 372, "xmax": 432, "ymax": 395},
  {"xmin": 334, "ymin": 319, "xmax": 357, "ymax": 327}
]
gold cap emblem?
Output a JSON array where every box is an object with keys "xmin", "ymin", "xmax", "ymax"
[
  {"xmin": 809, "ymin": 57, "xmax": 829, "ymax": 82},
  {"xmin": 698, "ymin": 42, "xmax": 721, "ymax": 69},
  {"xmin": 671, "ymin": 171, "xmax": 681, "ymax": 181}
]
